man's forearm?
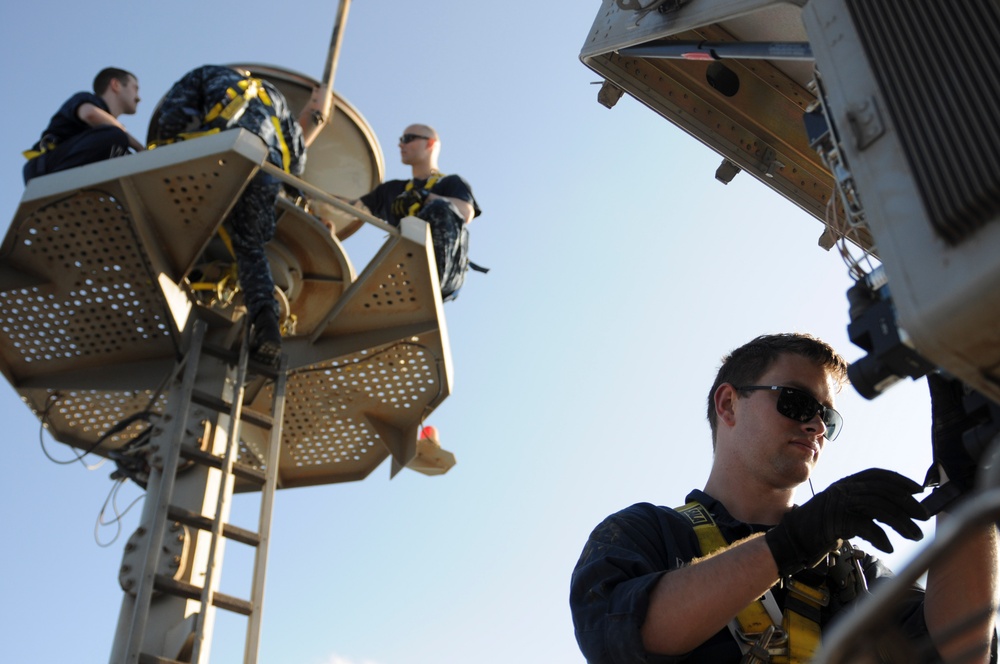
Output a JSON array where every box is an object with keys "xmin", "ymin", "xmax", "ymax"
[
  {"xmin": 78, "ymin": 103, "xmax": 144, "ymax": 151},
  {"xmin": 925, "ymin": 519, "xmax": 999, "ymax": 664},
  {"xmin": 426, "ymin": 193, "xmax": 473, "ymax": 224},
  {"xmin": 642, "ymin": 532, "xmax": 780, "ymax": 654}
]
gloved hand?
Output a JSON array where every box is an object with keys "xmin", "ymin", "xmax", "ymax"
[
  {"xmin": 765, "ymin": 469, "xmax": 927, "ymax": 577},
  {"xmin": 391, "ymin": 188, "xmax": 428, "ymax": 218}
]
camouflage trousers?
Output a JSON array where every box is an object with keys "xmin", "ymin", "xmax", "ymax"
[
  {"xmin": 418, "ymin": 199, "xmax": 469, "ymax": 300},
  {"xmin": 228, "ymin": 173, "xmax": 280, "ymax": 321}
]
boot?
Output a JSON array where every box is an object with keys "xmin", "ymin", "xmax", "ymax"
[{"xmin": 249, "ymin": 308, "xmax": 281, "ymax": 366}]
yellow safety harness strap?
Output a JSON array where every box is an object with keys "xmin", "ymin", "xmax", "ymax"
[
  {"xmin": 23, "ymin": 139, "xmax": 57, "ymax": 160},
  {"xmin": 204, "ymin": 77, "xmax": 267, "ymax": 124},
  {"xmin": 779, "ymin": 580, "xmax": 826, "ymax": 664},
  {"xmin": 149, "ymin": 77, "xmax": 291, "ymax": 172},
  {"xmin": 676, "ymin": 503, "xmax": 777, "ymax": 639},
  {"xmin": 675, "ymin": 502, "xmax": 826, "ymax": 664},
  {"xmin": 270, "ymin": 115, "xmax": 291, "ymax": 172},
  {"xmin": 404, "ymin": 172, "xmax": 445, "ymax": 217}
]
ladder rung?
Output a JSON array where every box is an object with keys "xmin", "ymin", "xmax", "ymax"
[
  {"xmin": 179, "ymin": 445, "xmax": 267, "ymax": 485},
  {"xmin": 154, "ymin": 575, "xmax": 253, "ymax": 616},
  {"xmin": 190, "ymin": 390, "xmax": 274, "ymax": 430},
  {"xmin": 167, "ymin": 505, "xmax": 261, "ymax": 547}
]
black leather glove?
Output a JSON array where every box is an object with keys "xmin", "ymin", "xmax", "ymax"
[
  {"xmin": 765, "ymin": 469, "xmax": 927, "ymax": 577},
  {"xmin": 390, "ymin": 188, "xmax": 427, "ymax": 218}
]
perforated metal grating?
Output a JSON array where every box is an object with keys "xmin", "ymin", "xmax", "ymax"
[
  {"xmin": 24, "ymin": 388, "xmax": 168, "ymax": 450},
  {"xmin": 1, "ymin": 191, "xmax": 168, "ymax": 371},
  {"xmin": 2, "ymin": 132, "xmax": 452, "ymax": 487},
  {"xmin": 363, "ymin": 259, "xmax": 420, "ymax": 310},
  {"xmin": 237, "ymin": 340, "xmax": 444, "ymax": 486},
  {"xmin": 161, "ymin": 170, "xmax": 223, "ymax": 226}
]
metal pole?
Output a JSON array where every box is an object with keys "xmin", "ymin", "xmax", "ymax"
[{"xmin": 320, "ymin": 0, "xmax": 352, "ymax": 123}]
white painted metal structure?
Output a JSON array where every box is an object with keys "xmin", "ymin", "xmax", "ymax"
[
  {"xmin": 0, "ymin": 123, "xmax": 453, "ymax": 660},
  {"xmin": 581, "ymin": 1, "xmax": 1000, "ymax": 661},
  {"xmin": 580, "ymin": 0, "xmax": 1000, "ymax": 403}
]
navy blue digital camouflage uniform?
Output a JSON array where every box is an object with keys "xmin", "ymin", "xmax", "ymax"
[
  {"xmin": 23, "ymin": 92, "xmax": 133, "ymax": 183},
  {"xmin": 570, "ymin": 490, "xmax": 956, "ymax": 664},
  {"xmin": 154, "ymin": 65, "xmax": 306, "ymax": 332},
  {"xmin": 360, "ymin": 174, "xmax": 480, "ymax": 300}
]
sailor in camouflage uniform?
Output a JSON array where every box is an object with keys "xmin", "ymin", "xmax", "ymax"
[
  {"xmin": 155, "ymin": 64, "xmax": 309, "ymax": 364},
  {"xmin": 356, "ymin": 124, "xmax": 481, "ymax": 301}
]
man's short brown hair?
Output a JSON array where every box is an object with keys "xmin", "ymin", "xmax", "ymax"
[
  {"xmin": 93, "ymin": 68, "xmax": 136, "ymax": 95},
  {"xmin": 706, "ymin": 333, "xmax": 849, "ymax": 446}
]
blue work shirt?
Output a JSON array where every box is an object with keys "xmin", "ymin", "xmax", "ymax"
[{"xmin": 569, "ymin": 490, "xmax": 934, "ymax": 663}]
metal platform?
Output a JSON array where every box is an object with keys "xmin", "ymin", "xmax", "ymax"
[
  {"xmin": 580, "ymin": 0, "xmax": 867, "ymax": 250},
  {"xmin": 0, "ymin": 128, "xmax": 452, "ymax": 488}
]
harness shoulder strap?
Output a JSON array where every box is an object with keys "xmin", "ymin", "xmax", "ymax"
[
  {"xmin": 676, "ymin": 502, "xmax": 780, "ymax": 644},
  {"xmin": 675, "ymin": 502, "xmax": 828, "ymax": 663},
  {"xmin": 404, "ymin": 172, "xmax": 446, "ymax": 217}
]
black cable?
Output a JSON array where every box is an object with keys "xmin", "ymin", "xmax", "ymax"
[{"xmin": 36, "ymin": 353, "xmax": 182, "ymax": 466}]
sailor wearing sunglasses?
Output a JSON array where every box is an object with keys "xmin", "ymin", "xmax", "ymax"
[
  {"xmin": 571, "ymin": 333, "xmax": 998, "ymax": 664},
  {"xmin": 351, "ymin": 123, "xmax": 481, "ymax": 301}
]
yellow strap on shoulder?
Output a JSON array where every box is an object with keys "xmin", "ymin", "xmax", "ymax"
[
  {"xmin": 676, "ymin": 502, "xmax": 776, "ymax": 638},
  {"xmin": 204, "ymin": 77, "xmax": 264, "ymax": 125},
  {"xmin": 675, "ymin": 501, "xmax": 825, "ymax": 663},
  {"xmin": 403, "ymin": 172, "xmax": 446, "ymax": 217}
]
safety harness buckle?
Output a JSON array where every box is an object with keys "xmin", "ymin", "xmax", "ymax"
[{"xmin": 737, "ymin": 624, "xmax": 788, "ymax": 656}]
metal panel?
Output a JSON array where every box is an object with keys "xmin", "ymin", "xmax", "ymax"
[
  {"xmin": 580, "ymin": 0, "xmax": 864, "ymax": 248},
  {"xmin": 804, "ymin": 0, "xmax": 1000, "ymax": 400},
  {"xmin": 845, "ymin": 0, "xmax": 1000, "ymax": 244}
]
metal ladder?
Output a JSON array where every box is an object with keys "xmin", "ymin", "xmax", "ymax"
[{"xmin": 115, "ymin": 319, "xmax": 289, "ymax": 664}]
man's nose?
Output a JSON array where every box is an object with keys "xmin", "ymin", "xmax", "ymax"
[{"xmin": 802, "ymin": 412, "xmax": 828, "ymax": 438}]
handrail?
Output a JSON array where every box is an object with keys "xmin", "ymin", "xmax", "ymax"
[{"xmin": 258, "ymin": 161, "xmax": 397, "ymax": 235}]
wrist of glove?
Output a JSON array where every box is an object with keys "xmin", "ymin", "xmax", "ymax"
[
  {"xmin": 765, "ymin": 468, "xmax": 927, "ymax": 577},
  {"xmin": 390, "ymin": 189, "xmax": 428, "ymax": 218}
]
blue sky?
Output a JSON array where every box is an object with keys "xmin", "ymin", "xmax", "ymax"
[{"xmin": 0, "ymin": 2, "xmax": 939, "ymax": 662}]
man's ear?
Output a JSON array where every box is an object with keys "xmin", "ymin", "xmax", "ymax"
[
  {"xmin": 426, "ymin": 138, "xmax": 435, "ymax": 148},
  {"xmin": 715, "ymin": 383, "xmax": 738, "ymax": 428}
]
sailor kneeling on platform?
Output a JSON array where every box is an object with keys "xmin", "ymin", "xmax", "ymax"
[{"xmin": 153, "ymin": 64, "xmax": 324, "ymax": 364}]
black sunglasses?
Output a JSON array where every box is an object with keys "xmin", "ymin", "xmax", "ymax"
[
  {"xmin": 399, "ymin": 133, "xmax": 430, "ymax": 144},
  {"xmin": 735, "ymin": 385, "xmax": 843, "ymax": 441}
]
